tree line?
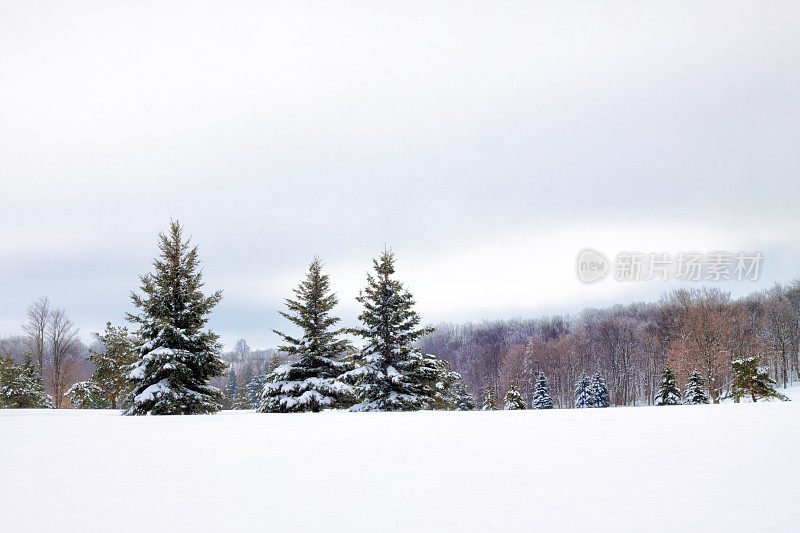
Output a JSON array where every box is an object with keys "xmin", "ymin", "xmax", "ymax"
[
  {"xmin": 420, "ymin": 282, "xmax": 798, "ymax": 409},
  {"xmin": 1, "ymin": 220, "xmax": 793, "ymax": 412}
]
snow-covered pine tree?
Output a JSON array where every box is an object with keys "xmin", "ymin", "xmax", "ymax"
[
  {"xmin": 453, "ymin": 380, "xmax": 476, "ymax": 411},
  {"xmin": 415, "ymin": 352, "xmax": 461, "ymax": 410},
  {"xmin": 342, "ymin": 251, "xmax": 434, "ymax": 412},
  {"xmin": 574, "ymin": 371, "xmax": 593, "ymax": 408},
  {"xmin": 66, "ymin": 380, "xmax": 109, "ymax": 409},
  {"xmin": 532, "ymin": 371, "xmax": 553, "ymax": 409},
  {"xmin": 87, "ymin": 323, "xmax": 137, "ymax": 409},
  {"xmin": 226, "ymin": 368, "xmax": 238, "ymax": 404},
  {"xmin": 683, "ymin": 370, "xmax": 710, "ymax": 405},
  {"xmin": 124, "ymin": 220, "xmax": 226, "ymax": 415},
  {"xmin": 503, "ymin": 381, "xmax": 526, "ymax": 410},
  {"xmin": 0, "ymin": 355, "xmax": 50, "ymax": 408},
  {"xmin": 258, "ymin": 257, "xmax": 352, "ymax": 413},
  {"xmin": 482, "ymin": 380, "xmax": 497, "ymax": 411},
  {"xmin": 655, "ymin": 364, "xmax": 681, "ymax": 406},
  {"xmin": 731, "ymin": 356, "xmax": 789, "ymax": 402},
  {"xmin": 246, "ymin": 372, "xmax": 265, "ymax": 406},
  {"xmin": 591, "ymin": 371, "xmax": 610, "ymax": 408}
]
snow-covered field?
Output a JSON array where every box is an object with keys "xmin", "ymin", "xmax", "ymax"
[{"xmin": 2, "ymin": 392, "xmax": 799, "ymax": 532}]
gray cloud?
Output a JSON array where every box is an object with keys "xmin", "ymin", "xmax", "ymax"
[{"xmin": 1, "ymin": 1, "xmax": 799, "ymax": 348}]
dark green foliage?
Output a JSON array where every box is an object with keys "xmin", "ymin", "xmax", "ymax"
[
  {"xmin": 731, "ymin": 356, "xmax": 789, "ymax": 402},
  {"xmin": 532, "ymin": 371, "xmax": 553, "ymax": 409},
  {"xmin": 574, "ymin": 371, "xmax": 592, "ymax": 408},
  {"xmin": 66, "ymin": 380, "xmax": 110, "ymax": 409},
  {"xmin": 343, "ymin": 251, "xmax": 434, "ymax": 411},
  {"xmin": 259, "ymin": 257, "xmax": 352, "ymax": 412},
  {"xmin": 655, "ymin": 364, "xmax": 681, "ymax": 406},
  {"xmin": 86, "ymin": 323, "xmax": 137, "ymax": 409},
  {"xmin": 453, "ymin": 380, "xmax": 476, "ymax": 411},
  {"xmin": 415, "ymin": 352, "xmax": 462, "ymax": 409},
  {"xmin": 591, "ymin": 371, "xmax": 610, "ymax": 408},
  {"xmin": 124, "ymin": 220, "xmax": 226, "ymax": 415},
  {"xmin": 503, "ymin": 381, "xmax": 526, "ymax": 410},
  {"xmin": 683, "ymin": 370, "xmax": 710, "ymax": 405},
  {"xmin": 0, "ymin": 355, "xmax": 50, "ymax": 408}
]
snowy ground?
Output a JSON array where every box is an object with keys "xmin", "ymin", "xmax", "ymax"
[{"xmin": 2, "ymin": 391, "xmax": 799, "ymax": 532}]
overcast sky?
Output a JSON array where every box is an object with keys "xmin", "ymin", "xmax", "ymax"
[{"xmin": 1, "ymin": 2, "xmax": 799, "ymax": 349}]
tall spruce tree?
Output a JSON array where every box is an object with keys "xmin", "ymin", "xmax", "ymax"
[
  {"xmin": 124, "ymin": 221, "xmax": 226, "ymax": 415},
  {"xmin": 258, "ymin": 257, "xmax": 352, "ymax": 412},
  {"xmin": 503, "ymin": 381, "xmax": 526, "ymax": 410},
  {"xmin": 532, "ymin": 371, "xmax": 553, "ymax": 409},
  {"xmin": 342, "ymin": 251, "xmax": 434, "ymax": 412},
  {"xmin": 482, "ymin": 380, "xmax": 497, "ymax": 411},
  {"xmin": 731, "ymin": 356, "xmax": 788, "ymax": 402},
  {"xmin": 574, "ymin": 371, "xmax": 593, "ymax": 408},
  {"xmin": 655, "ymin": 364, "xmax": 681, "ymax": 406},
  {"xmin": 683, "ymin": 370, "xmax": 710, "ymax": 405},
  {"xmin": 591, "ymin": 371, "xmax": 610, "ymax": 408}
]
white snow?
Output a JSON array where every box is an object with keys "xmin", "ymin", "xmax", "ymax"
[
  {"xmin": 1, "ymin": 392, "xmax": 799, "ymax": 532},
  {"xmin": 133, "ymin": 379, "xmax": 171, "ymax": 403}
]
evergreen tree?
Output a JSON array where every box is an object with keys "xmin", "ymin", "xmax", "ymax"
[
  {"xmin": 414, "ymin": 352, "xmax": 461, "ymax": 410},
  {"xmin": 124, "ymin": 220, "xmax": 226, "ymax": 415},
  {"xmin": 503, "ymin": 381, "xmax": 526, "ymax": 410},
  {"xmin": 342, "ymin": 251, "xmax": 434, "ymax": 412},
  {"xmin": 86, "ymin": 323, "xmax": 137, "ymax": 409},
  {"xmin": 232, "ymin": 382, "xmax": 252, "ymax": 410},
  {"xmin": 246, "ymin": 372, "xmax": 266, "ymax": 406},
  {"xmin": 482, "ymin": 380, "xmax": 496, "ymax": 411},
  {"xmin": 655, "ymin": 364, "xmax": 681, "ymax": 406},
  {"xmin": 683, "ymin": 370, "xmax": 710, "ymax": 405},
  {"xmin": 574, "ymin": 371, "xmax": 593, "ymax": 408},
  {"xmin": 532, "ymin": 371, "xmax": 553, "ymax": 410},
  {"xmin": 731, "ymin": 356, "xmax": 789, "ymax": 402},
  {"xmin": 591, "ymin": 371, "xmax": 610, "ymax": 408},
  {"xmin": 259, "ymin": 257, "xmax": 352, "ymax": 413},
  {"xmin": 66, "ymin": 380, "xmax": 110, "ymax": 409},
  {"xmin": 0, "ymin": 355, "xmax": 50, "ymax": 408},
  {"xmin": 452, "ymin": 380, "xmax": 476, "ymax": 411},
  {"xmin": 226, "ymin": 368, "xmax": 238, "ymax": 403}
]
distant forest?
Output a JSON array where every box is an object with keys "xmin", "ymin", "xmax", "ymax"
[
  {"xmin": 4, "ymin": 280, "xmax": 798, "ymax": 410},
  {"xmin": 419, "ymin": 280, "xmax": 800, "ymax": 408}
]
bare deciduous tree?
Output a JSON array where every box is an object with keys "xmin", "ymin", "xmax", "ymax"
[
  {"xmin": 23, "ymin": 296, "xmax": 51, "ymax": 373},
  {"xmin": 46, "ymin": 307, "xmax": 79, "ymax": 408}
]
